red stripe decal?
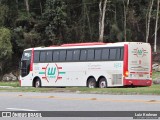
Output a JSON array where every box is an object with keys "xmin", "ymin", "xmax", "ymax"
[
  {"xmin": 58, "ymin": 67, "xmax": 62, "ymax": 69},
  {"xmin": 130, "ymin": 72, "xmax": 149, "ymax": 74},
  {"xmin": 30, "ymin": 48, "xmax": 34, "ymax": 71},
  {"xmin": 150, "ymin": 46, "xmax": 152, "ymax": 77},
  {"xmin": 123, "ymin": 44, "xmax": 128, "ymax": 85},
  {"xmin": 58, "ymin": 77, "xmax": 62, "ymax": 79}
]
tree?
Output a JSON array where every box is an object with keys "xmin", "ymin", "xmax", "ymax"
[
  {"xmin": 0, "ymin": 27, "xmax": 12, "ymax": 74},
  {"xmin": 99, "ymin": 0, "xmax": 108, "ymax": 42},
  {"xmin": 0, "ymin": 4, "xmax": 9, "ymax": 26},
  {"xmin": 154, "ymin": 0, "xmax": 160, "ymax": 52},
  {"xmin": 123, "ymin": 0, "xmax": 129, "ymax": 42},
  {"xmin": 0, "ymin": 28, "xmax": 12, "ymax": 60},
  {"xmin": 24, "ymin": 0, "xmax": 30, "ymax": 15},
  {"xmin": 43, "ymin": 0, "xmax": 67, "ymax": 45},
  {"xmin": 146, "ymin": 0, "xmax": 154, "ymax": 43},
  {"xmin": 0, "ymin": 0, "xmax": 19, "ymax": 28},
  {"xmin": 82, "ymin": 0, "xmax": 93, "ymax": 41}
]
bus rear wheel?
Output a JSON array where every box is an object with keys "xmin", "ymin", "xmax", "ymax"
[
  {"xmin": 34, "ymin": 78, "xmax": 41, "ymax": 88},
  {"xmin": 98, "ymin": 78, "xmax": 107, "ymax": 88},
  {"xmin": 87, "ymin": 78, "xmax": 96, "ymax": 88}
]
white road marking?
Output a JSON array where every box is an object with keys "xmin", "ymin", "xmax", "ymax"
[{"xmin": 6, "ymin": 108, "xmax": 38, "ymax": 111}]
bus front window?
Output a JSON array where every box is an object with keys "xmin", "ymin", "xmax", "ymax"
[{"xmin": 20, "ymin": 51, "xmax": 31, "ymax": 77}]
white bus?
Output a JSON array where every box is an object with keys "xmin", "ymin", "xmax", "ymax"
[{"xmin": 19, "ymin": 42, "xmax": 152, "ymax": 88}]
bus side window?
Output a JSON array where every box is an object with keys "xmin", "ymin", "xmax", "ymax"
[
  {"xmin": 34, "ymin": 51, "xmax": 40, "ymax": 63},
  {"xmin": 87, "ymin": 49, "xmax": 94, "ymax": 61},
  {"xmin": 40, "ymin": 51, "xmax": 46, "ymax": 62},
  {"xmin": 95, "ymin": 49, "xmax": 102, "ymax": 60},
  {"xmin": 102, "ymin": 49, "xmax": 109, "ymax": 60},
  {"xmin": 53, "ymin": 51, "xmax": 59, "ymax": 61},
  {"xmin": 73, "ymin": 50, "xmax": 80, "ymax": 61},
  {"xmin": 109, "ymin": 48, "xmax": 116, "ymax": 60},
  {"xmin": 66, "ymin": 50, "xmax": 73, "ymax": 61},
  {"xmin": 116, "ymin": 48, "xmax": 121, "ymax": 60},
  {"xmin": 46, "ymin": 51, "xmax": 52, "ymax": 62},
  {"xmin": 120, "ymin": 48, "xmax": 124, "ymax": 60},
  {"xmin": 59, "ymin": 50, "xmax": 66, "ymax": 61},
  {"xmin": 80, "ymin": 50, "xmax": 87, "ymax": 61}
]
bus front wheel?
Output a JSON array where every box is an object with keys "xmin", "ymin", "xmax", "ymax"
[
  {"xmin": 87, "ymin": 78, "xmax": 96, "ymax": 88},
  {"xmin": 98, "ymin": 78, "xmax": 107, "ymax": 88},
  {"xmin": 34, "ymin": 78, "xmax": 41, "ymax": 88}
]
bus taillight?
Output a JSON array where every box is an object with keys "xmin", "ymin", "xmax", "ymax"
[{"xmin": 124, "ymin": 71, "xmax": 129, "ymax": 77}]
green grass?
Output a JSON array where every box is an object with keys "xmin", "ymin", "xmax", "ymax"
[
  {"xmin": 0, "ymin": 72, "xmax": 160, "ymax": 95},
  {"xmin": 152, "ymin": 71, "xmax": 160, "ymax": 80},
  {"xmin": 77, "ymin": 85, "xmax": 160, "ymax": 95},
  {"xmin": 0, "ymin": 81, "xmax": 19, "ymax": 87},
  {"xmin": 0, "ymin": 82, "xmax": 160, "ymax": 95}
]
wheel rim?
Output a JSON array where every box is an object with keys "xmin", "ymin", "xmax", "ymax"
[
  {"xmin": 100, "ymin": 81, "xmax": 106, "ymax": 88},
  {"xmin": 89, "ymin": 81, "xmax": 95, "ymax": 88},
  {"xmin": 35, "ymin": 81, "xmax": 40, "ymax": 88}
]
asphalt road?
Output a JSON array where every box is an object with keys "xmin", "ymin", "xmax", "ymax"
[{"xmin": 0, "ymin": 92, "xmax": 160, "ymax": 120}]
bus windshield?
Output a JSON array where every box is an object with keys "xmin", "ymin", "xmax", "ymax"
[
  {"xmin": 21, "ymin": 50, "xmax": 31, "ymax": 77},
  {"xmin": 22, "ymin": 51, "xmax": 31, "ymax": 60}
]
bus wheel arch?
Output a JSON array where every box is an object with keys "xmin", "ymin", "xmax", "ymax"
[
  {"xmin": 33, "ymin": 77, "xmax": 41, "ymax": 88},
  {"xmin": 87, "ymin": 76, "xmax": 97, "ymax": 88},
  {"xmin": 98, "ymin": 76, "xmax": 107, "ymax": 88}
]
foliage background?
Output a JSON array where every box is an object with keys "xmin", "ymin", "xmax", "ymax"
[{"xmin": 0, "ymin": 0, "xmax": 159, "ymax": 75}]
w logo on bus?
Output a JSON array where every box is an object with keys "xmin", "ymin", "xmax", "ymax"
[
  {"xmin": 39, "ymin": 63, "xmax": 66, "ymax": 83},
  {"xmin": 137, "ymin": 50, "xmax": 143, "ymax": 55},
  {"xmin": 48, "ymin": 67, "xmax": 56, "ymax": 76},
  {"xmin": 47, "ymin": 67, "xmax": 57, "ymax": 78},
  {"xmin": 132, "ymin": 48, "xmax": 148, "ymax": 57}
]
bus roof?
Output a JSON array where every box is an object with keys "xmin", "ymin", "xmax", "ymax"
[
  {"xmin": 61, "ymin": 42, "xmax": 107, "ymax": 46},
  {"xmin": 24, "ymin": 42, "xmax": 150, "ymax": 51}
]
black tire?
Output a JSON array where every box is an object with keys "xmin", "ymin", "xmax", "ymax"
[
  {"xmin": 98, "ymin": 78, "xmax": 107, "ymax": 88},
  {"xmin": 87, "ymin": 77, "xmax": 96, "ymax": 88},
  {"xmin": 34, "ymin": 78, "xmax": 41, "ymax": 88}
]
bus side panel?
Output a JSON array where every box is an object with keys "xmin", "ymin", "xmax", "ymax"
[
  {"xmin": 20, "ymin": 72, "xmax": 33, "ymax": 86},
  {"xmin": 33, "ymin": 62, "xmax": 87, "ymax": 87},
  {"xmin": 33, "ymin": 61, "xmax": 124, "ymax": 87},
  {"xmin": 55, "ymin": 63, "xmax": 87, "ymax": 86}
]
